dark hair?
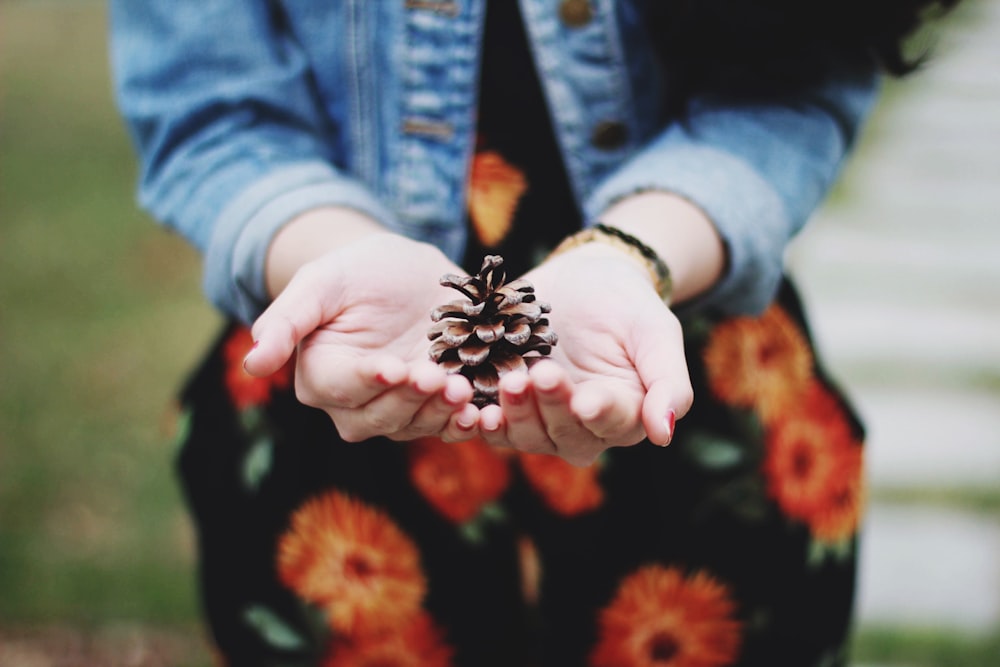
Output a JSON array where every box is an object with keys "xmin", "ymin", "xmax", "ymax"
[{"xmin": 648, "ymin": 0, "xmax": 960, "ymax": 109}]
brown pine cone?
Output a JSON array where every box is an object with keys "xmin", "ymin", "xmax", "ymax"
[{"xmin": 428, "ymin": 255, "xmax": 557, "ymax": 407}]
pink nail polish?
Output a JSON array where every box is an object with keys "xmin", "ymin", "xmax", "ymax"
[
  {"xmin": 507, "ymin": 390, "xmax": 526, "ymax": 406},
  {"xmin": 243, "ymin": 341, "xmax": 259, "ymax": 372},
  {"xmin": 504, "ymin": 376, "xmax": 528, "ymax": 405},
  {"xmin": 662, "ymin": 409, "xmax": 676, "ymax": 446}
]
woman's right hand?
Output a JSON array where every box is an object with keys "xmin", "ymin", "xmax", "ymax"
[{"xmin": 243, "ymin": 212, "xmax": 478, "ymax": 443}]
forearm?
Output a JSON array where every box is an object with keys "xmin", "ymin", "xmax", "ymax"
[
  {"xmin": 584, "ymin": 67, "xmax": 879, "ymax": 315},
  {"xmin": 264, "ymin": 207, "xmax": 390, "ymax": 299}
]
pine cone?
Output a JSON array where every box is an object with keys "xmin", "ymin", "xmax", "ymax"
[{"xmin": 428, "ymin": 255, "xmax": 557, "ymax": 407}]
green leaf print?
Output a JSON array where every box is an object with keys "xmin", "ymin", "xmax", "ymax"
[
  {"xmin": 683, "ymin": 430, "xmax": 746, "ymax": 471},
  {"xmin": 242, "ymin": 435, "xmax": 274, "ymax": 493},
  {"xmin": 243, "ymin": 604, "xmax": 307, "ymax": 650}
]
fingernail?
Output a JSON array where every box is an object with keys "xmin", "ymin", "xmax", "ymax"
[
  {"xmin": 660, "ymin": 409, "xmax": 676, "ymax": 447},
  {"xmin": 482, "ymin": 415, "xmax": 501, "ymax": 433},
  {"xmin": 504, "ymin": 377, "xmax": 527, "ymax": 405},
  {"xmin": 444, "ymin": 384, "xmax": 465, "ymax": 405},
  {"xmin": 242, "ymin": 342, "xmax": 259, "ymax": 372},
  {"xmin": 535, "ymin": 374, "xmax": 558, "ymax": 394}
]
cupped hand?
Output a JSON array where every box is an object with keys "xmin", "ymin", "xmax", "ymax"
[
  {"xmin": 243, "ymin": 233, "xmax": 478, "ymax": 442},
  {"xmin": 478, "ymin": 245, "xmax": 694, "ymax": 466}
]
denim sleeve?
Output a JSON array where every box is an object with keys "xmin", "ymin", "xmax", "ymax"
[
  {"xmin": 109, "ymin": 1, "xmax": 395, "ymax": 324},
  {"xmin": 584, "ymin": 67, "xmax": 880, "ymax": 316}
]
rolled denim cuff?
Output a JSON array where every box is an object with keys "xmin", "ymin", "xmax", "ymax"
[
  {"xmin": 204, "ymin": 162, "xmax": 397, "ymax": 324},
  {"xmin": 584, "ymin": 143, "xmax": 789, "ymax": 317}
]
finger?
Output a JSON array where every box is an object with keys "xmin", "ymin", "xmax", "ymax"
[
  {"xmin": 296, "ymin": 351, "xmax": 407, "ymax": 410},
  {"xmin": 530, "ymin": 361, "xmax": 598, "ymax": 456},
  {"xmin": 499, "ymin": 372, "xmax": 556, "ymax": 455},
  {"xmin": 389, "ymin": 367, "xmax": 474, "ymax": 440},
  {"xmin": 478, "ymin": 403, "xmax": 510, "ymax": 448},
  {"xmin": 295, "ymin": 348, "xmax": 407, "ymax": 410},
  {"xmin": 630, "ymin": 315, "xmax": 694, "ymax": 446},
  {"xmin": 440, "ymin": 402, "xmax": 481, "ymax": 443},
  {"xmin": 642, "ymin": 377, "xmax": 692, "ymax": 447},
  {"xmin": 343, "ymin": 362, "xmax": 450, "ymax": 440},
  {"xmin": 571, "ymin": 383, "xmax": 643, "ymax": 447},
  {"xmin": 245, "ymin": 264, "xmax": 339, "ymax": 377}
]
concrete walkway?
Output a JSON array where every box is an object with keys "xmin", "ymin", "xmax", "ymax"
[{"xmin": 788, "ymin": 0, "xmax": 1000, "ymax": 636}]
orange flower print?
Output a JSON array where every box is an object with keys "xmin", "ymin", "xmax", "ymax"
[
  {"xmin": 408, "ymin": 436, "xmax": 511, "ymax": 523},
  {"xmin": 590, "ymin": 565, "xmax": 742, "ymax": 667},
  {"xmin": 276, "ymin": 491, "xmax": 427, "ymax": 635},
  {"xmin": 322, "ymin": 613, "xmax": 454, "ymax": 667},
  {"xmin": 467, "ymin": 150, "xmax": 528, "ymax": 247},
  {"xmin": 762, "ymin": 382, "xmax": 865, "ymax": 543},
  {"xmin": 808, "ymin": 444, "xmax": 865, "ymax": 543},
  {"xmin": 222, "ymin": 326, "xmax": 293, "ymax": 410},
  {"xmin": 702, "ymin": 305, "xmax": 813, "ymax": 425},
  {"xmin": 518, "ymin": 452, "xmax": 603, "ymax": 517}
]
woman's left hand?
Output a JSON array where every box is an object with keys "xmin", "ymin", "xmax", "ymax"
[{"xmin": 477, "ymin": 244, "xmax": 694, "ymax": 466}]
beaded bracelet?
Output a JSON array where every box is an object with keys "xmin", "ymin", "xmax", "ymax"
[{"xmin": 549, "ymin": 223, "xmax": 673, "ymax": 305}]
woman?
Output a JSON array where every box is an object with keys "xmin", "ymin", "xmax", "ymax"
[{"xmin": 111, "ymin": 1, "xmax": 955, "ymax": 665}]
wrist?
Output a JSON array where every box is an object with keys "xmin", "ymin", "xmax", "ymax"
[
  {"xmin": 264, "ymin": 206, "xmax": 386, "ymax": 298},
  {"xmin": 598, "ymin": 191, "xmax": 726, "ymax": 304},
  {"xmin": 549, "ymin": 224, "xmax": 673, "ymax": 304}
]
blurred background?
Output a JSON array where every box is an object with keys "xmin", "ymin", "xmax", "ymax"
[{"xmin": 1, "ymin": 0, "xmax": 997, "ymax": 665}]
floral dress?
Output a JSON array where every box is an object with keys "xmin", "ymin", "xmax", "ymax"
[{"xmin": 175, "ymin": 3, "xmax": 865, "ymax": 666}]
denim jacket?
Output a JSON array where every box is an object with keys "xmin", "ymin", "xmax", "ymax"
[{"xmin": 110, "ymin": 0, "xmax": 878, "ymax": 324}]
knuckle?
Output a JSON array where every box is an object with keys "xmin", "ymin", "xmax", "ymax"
[
  {"xmin": 294, "ymin": 378, "xmax": 321, "ymax": 409},
  {"xmin": 610, "ymin": 428, "xmax": 645, "ymax": 448},
  {"xmin": 335, "ymin": 422, "xmax": 368, "ymax": 443},
  {"xmin": 401, "ymin": 421, "xmax": 437, "ymax": 440},
  {"xmin": 564, "ymin": 451, "xmax": 599, "ymax": 468},
  {"xmin": 297, "ymin": 379, "xmax": 361, "ymax": 412},
  {"xmin": 516, "ymin": 441, "xmax": 553, "ymax": 456},
  {"xmin": 584, "ymin": 414, "xmax": 627, "ymax": 441},
  {"xmin": 547, "ymin": 422, "xmax": 580, "ymax": 443},
  {"xmin": 364, "ymin": 409, "xmax": 407, "ymax": 434},
  {"xmin": 324, "ymin": 386, "xmax": 360, "ymax": 409}
]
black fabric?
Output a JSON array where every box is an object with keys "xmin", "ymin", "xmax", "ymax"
[
  {"xmin": 177, "ymin": 280, "xmax": 865, "ymax": 666},
  {"xmin": 461, "ymin": 0, "xmax": 578, "ymax": 276}
]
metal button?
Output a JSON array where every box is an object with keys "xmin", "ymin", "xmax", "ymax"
[
  {"xmin": 404, "ymin": 0, "xmax": 459, "ymax": 16},
  {"xmin": 590, "ymin": 121, "xmax": 628, "ymax": 150},
  {"xmin": 403, "ymin": 118, "xmax": 454, "ymax": 141},
  {"xmin": 558, "ymin": 0, "xmax": 593, "ymax": 28}
]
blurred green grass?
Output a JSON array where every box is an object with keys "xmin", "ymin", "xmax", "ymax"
[
  {"xmin": 1, "ymin": 1, "xmax": 996, "ymax": 666},
  {"xmin": 1, "ymin": 0, "xmax": 219, "ymax": 641}
]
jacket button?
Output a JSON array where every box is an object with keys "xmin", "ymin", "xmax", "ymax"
[
  {"xmin": 558, "ymin": 0, "xmax": 593, "ymax": 28},
  {"xmin": 591, "ymin": 121, "xmax": 628, "ymax": 150}
]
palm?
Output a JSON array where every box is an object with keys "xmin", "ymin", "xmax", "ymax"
[
  {"xmin": 246, "ymin": 234, "xmax": 480, "ymax": 442},
  {"xmin": 471, "ymin": 253, "xmax": 684, "ymax": 462},
  {"xmin": 302, "ymin": 295, "xmax": 438, "ymax": 366},
  {"xmin": 530, "ymin": 256, "xmax": 652, "ymax": 392},
  {"xmin": 549, "ymin": 321, "xmax": 645, "ymax": 399},
  {"xmin": 298, "ymin": 235, "xmax": 462, "ymax": 361}
]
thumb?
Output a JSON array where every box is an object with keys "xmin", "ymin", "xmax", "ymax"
[
  {"xmin": 631, "ymin": 313, "xmax": 694, "ymax": 446},
  {"xmin": 243, "ymin": 266, "xmax": 337, "ymax": 377}
]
